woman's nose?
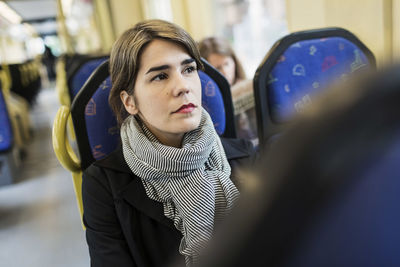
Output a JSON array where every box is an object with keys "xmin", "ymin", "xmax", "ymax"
[{"xmin": 171, "ymin": 73, "xmax": 190, "ymax": 96}]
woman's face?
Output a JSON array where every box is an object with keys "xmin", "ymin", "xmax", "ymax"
[
  {"xmin": 207, "ymin": 53, "xmax": 236, "ymax": 86},
  {"xmin": 121, "ymin": 39, "xmax": 202, "ymax": 147}
]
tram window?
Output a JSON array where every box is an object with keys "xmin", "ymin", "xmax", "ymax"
[
  {"xmin": 143, "ymin": 0, "xmax": 173, "ymax": 21},
  {"xmin": 213, "ymin": 0, "xmax": 288, "ymax": 76}
]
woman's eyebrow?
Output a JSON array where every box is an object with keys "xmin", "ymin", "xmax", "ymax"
[
  {"xmin": 146, "ymin": 58, "xmax": 195, "ymax": 74},
  {"xmin": 146, "ymin": 64, "xmax": 169, "ymax": 74},
  {"xmin": 181, "ymin": 58, "xmax": 195, "ymax": 65}
]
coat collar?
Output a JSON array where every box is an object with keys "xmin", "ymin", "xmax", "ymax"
[
  {"xmin": 94, "ymin": 137, "xmax": 252, "ymax": 228},
  {"xmin": 94, "ymin": 144, "xmax": 175, "ymax": 229},
  {"xmin": 121, "ymin": 173, "xmax": 176, "ymax": 229}
]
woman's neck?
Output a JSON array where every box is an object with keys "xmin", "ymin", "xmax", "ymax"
[
  {"xmin": 156, "ymin": 132, "xmax": 183, "ymax": 148},
  {"xmin": 137, "ymin": 117, "xmax": 184, "ymax": 148}
]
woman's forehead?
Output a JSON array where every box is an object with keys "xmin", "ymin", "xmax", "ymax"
[{"xmin": 138, "ymin": 39, "xmax": 192, "ymax": 68}]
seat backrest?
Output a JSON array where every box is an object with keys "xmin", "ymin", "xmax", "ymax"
[
  {"xmin": 68, "ymin": 56, "xmax": 108, "ymax": 100},
  {"xmin": 8, "ymin": 61, "xmax": 41, "ymax": 106},
  {"xmin": 200, "ymin": 59, "xmax": 236, "ymax": 138},
  {"xmin": 253, "ymin": 27, "xmax": 376, "ymax": 145},
  {"xmin": 71, "ymin": 60, "xmax": 115, "ymax": 170},
  {"xmin": 0, "ymin": 82, "xmax": 13, "ymax": 152},
  {"xmin": 71, "ymin": 58, "xmax": 235, "ymax": 170}
]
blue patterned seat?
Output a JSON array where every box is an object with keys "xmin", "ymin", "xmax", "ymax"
[
  {"xmin": 200, "ymin": 70, "xmax": 225, "ymax": 135},
  {"xmin": 69, "ymin": 57, "xmax": 108, "ymax": 100},
  {"xmin": 200, "ymin": 59, "xmax": 236, "ymax": 138},
  {"xmin": 0, "ymin": 86, "xmax": 13, "ymax": 153},
  {"xmin": 254, "ymin": 27, "xmax": 376, "ymax": 145},
  {"xmin": 0, "ymin": 83, "xmax": 18, "ymax": 186}
]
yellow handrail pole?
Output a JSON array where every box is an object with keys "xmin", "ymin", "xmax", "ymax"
[{"xmin": 56, "ymin": 0, "xmax": 74, "ymax": 54}]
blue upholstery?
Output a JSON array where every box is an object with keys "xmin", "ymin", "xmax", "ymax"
[
  {"xmin": 254, "ymin": 27, "xmax": 376, "ymax": 145},
  {"xmin": 70, "ymin": 57, "xmax": 108, "ymax": 99},
  {"xmin": 0, "ymin": 86, "xmax": 13, "ymax": 152},
  {"xmin": 84, "ymin": 77, "xmax": 119, "ymax": 161},
  {"xmin": 199, "ymin": 70, "xmax": 226, "ymax": 135},
  {"xmin": 269, "ymin": 37, "xmax": 371, "ymax": 122}
]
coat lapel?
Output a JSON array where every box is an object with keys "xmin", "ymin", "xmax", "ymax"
[
  {"xmin": 120, "ymin": 177, "xmax": 176, "ymax": 229},
  {"xmin": 221, "ymin": 137, "xmax": 254, "ymax": 160},
  {"xmin": 95, "ymin": 146, "xmax": 176, "ymax": 229}
]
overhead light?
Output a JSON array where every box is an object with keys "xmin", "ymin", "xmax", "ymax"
[{"xmin": 0, "ymin": 1, "xmax": 22, "ymax": 24}]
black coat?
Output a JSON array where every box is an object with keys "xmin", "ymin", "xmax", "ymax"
[{"xmin": 82, "ymin": 138, "xmax": 255, "ymax": 267}]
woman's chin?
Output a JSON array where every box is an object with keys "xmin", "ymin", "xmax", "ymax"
[{"xmin": 176, "ymin": 117, "xmax": 202, "ymax": 134}]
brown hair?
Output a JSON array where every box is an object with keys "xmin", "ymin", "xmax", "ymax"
[
  {"xmin": 198, "ymin": 36, "xmax": 246, "ymax": 84},
  {"xmin": 109, "ymin": 19, "xmax": 204, "ymax": 125}
]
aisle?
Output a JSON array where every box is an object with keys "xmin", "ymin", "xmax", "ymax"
[{"xmin": 0, "ymin": 85, "xmax": 89, "ymax": 267}]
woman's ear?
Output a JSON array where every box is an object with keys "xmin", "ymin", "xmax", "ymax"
[{"xmin": 120, "ymin": 91, "xmax": 138, "ymax": 115}]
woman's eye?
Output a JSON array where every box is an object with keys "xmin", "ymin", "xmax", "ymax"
[
  {"xmin": 184, "ymin": 66, "xmax": 196, "ymax": 74},
  {"xmin": 151, "ymin": 73, "xmax": 167, "ymax": 81}
]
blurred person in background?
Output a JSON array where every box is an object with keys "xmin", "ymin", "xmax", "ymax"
[
  {"xmin": 198, "ymin": 37, "xmax": 258, "ymax": 146},
  {"xmin": 42, "ymin": 45, "xmax": 56, "ymax": 81}
]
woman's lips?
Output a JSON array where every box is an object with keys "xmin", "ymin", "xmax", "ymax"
[{"xmin": 174, "ymin": 103, "xmax": 196, "ymax": 113}]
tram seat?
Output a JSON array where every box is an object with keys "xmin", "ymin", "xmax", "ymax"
[
  {"xmin": 0, "ymin": 82, "xmax": 20, "ymax": 186},
  {"xmin": 254, "ymin": 27, "xmax": 376, "ymax": 147},
  {"xmin": 196, "ymin": 63, "xmax": 400, "ymax": 267},
  {"xmin": 0, "ymin": 65, "xmax": 32, "ymax": 150},
  {"xmin": 56, "ymin": 54, "xmax": 109, "ymax": 107},
  {"xmin": 55, "ymin": 55, "xmax": 109, "ymax": 143},
  {"xmin": 8, "ymin": 60, "xmax": 42, "ymax": 106},
  {"xmin": 69, "ymin": 56, "xmax": 109, "ymax": 100},
  {"xmin": 52, "ymin": 58, "xmax": 236, "ymax": 224},
  {"xmin": 200, "ymin": 59, "xmax": 236, "ymax": 138}
]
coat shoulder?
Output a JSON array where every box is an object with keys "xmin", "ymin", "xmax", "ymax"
[
  {"xmin": 220, "ymin": 137, "xmax": 255, "ymax": 160},
  {"xmin": 84, "ymin": 146, "xmax": 137, "ymax": 196}
]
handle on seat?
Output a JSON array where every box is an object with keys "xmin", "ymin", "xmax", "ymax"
[{"xmin": 52, "ymin": 105, "xmax": 81, "ymax": 172}]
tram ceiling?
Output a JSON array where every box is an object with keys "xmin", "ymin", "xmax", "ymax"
[{"xmin": 6, "ymin": 0, "xmax": 57, "ymax": 36}]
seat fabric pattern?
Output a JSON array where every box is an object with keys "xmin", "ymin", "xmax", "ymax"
[
  {"xmin": 199, "ymin": 70, "xmax": 226, "ymax": 136},
  {"xmin": 70, "ymin": 58, "xmax": 108, "ymax": 99},
  {"xmin": 84, "ymin": 77, "xmax": 118, "ymax": 161},
  {"xmin": 269, "ymin": 37, "xmax": 371, "ymax": 122}
]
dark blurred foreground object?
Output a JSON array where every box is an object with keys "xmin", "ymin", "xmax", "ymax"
[{"xmin": 196, "ymin": 64, "xmax": 400, "ymax": 267}]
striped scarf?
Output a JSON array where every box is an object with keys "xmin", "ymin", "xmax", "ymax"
[{"xmin": 120, "ymin": 109, "xmax": 240, "ymax": 265}]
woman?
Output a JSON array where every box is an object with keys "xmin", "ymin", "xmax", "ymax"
[
  {"xmin": 82, "ymin": 20, "xmax": 254, "ymax": 267},
  {"xmin": 198, "ymin": 37, "xmax": 258, "ymax": 145},
  {"xmin": 198, "ymin": 36, "xmax": 246, "ymax": 86}
]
